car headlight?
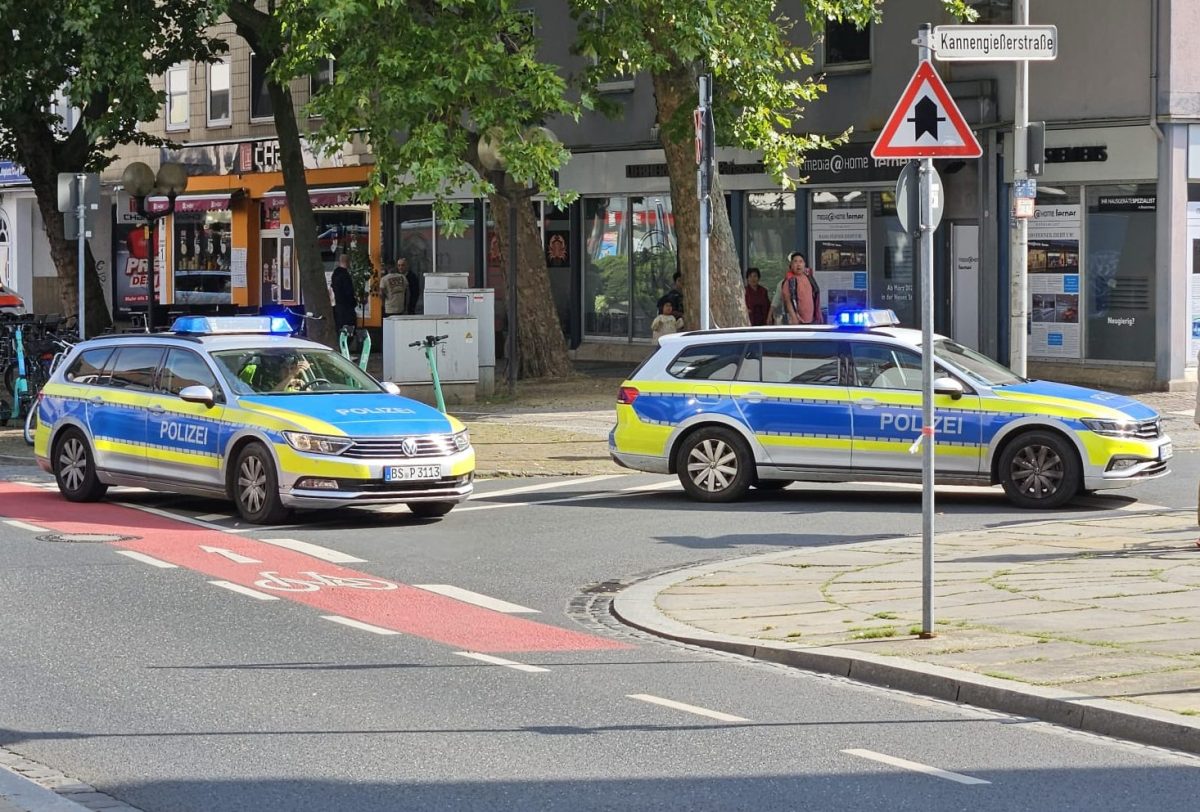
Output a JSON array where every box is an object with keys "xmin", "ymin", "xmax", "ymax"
[
  {"xmin": 1080, "ymin": 418, "xmax": 1139, "ymax": 438},
  {"xmin": 452, "ymin": 430, "xmax": 471, "ymax": 451},
  {"xmin": 283, "ymin": 431, "xmax": 353, "ymax": 455}
]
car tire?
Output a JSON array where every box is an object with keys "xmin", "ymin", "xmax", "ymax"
[
  {"xmin": 408, "ymin": 501, "xmax": 455, "ymax": 518},
  {"xmin": 753, "ymin": 479, "xmax": 791, "ymax": 491},
  {"xmin": 676, "ymin": 426, "xmax": 754, "ymax": 503},
  {"xmin": 232, "ymin": 443, "xmax": 290, "ymax": 525},
  {"xmin": 53, "ymin": 428, "xmax": 107, "ymax": 502},
  {"xmin": 998, "ymin": 430, "xmax": 1081, "ymax": 509}
]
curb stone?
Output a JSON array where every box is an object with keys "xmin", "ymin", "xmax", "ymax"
[
  {"xmin": 0, "ymin": 746, "xmax": 137, "ymax": 812},
  {"xmin": 610, "ymin": 548, "xmax": 1200, "ymax": 757}
]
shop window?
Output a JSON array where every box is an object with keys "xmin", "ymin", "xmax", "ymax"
[
  {"xmin": 437, "ymin": 202, "xmax": 479, "ymax": 279},
  {"xmin": 250, "ymin": 52, "xmax": 274, "ymax": 120},
  {"xmin": 811, "ymin": 190, "xmax": 870, "ymax": 324},
  {"xmin": 207, "ymin": 59, "xmax": 230, "ymax": 126},
  {"xmin": 165, "ymin": 63, "xmax": 190, "ymax": 131},
  {"xmin": 632, "ymin": 196, "xmax": 677, "ymax": 339},
  {"xmin": 823, "ymin": 20, "xmax": 871, "ymax": 68},
  {"xmin": 583, "ymin": 197, "xmax": 631, "ymax": 338},
  {"xmin": 316, "ymin": 208, "xmax": 370, "ymax": 272},
  {"xmin": 173, "ymin": 210, "xmax": 232, "ymax": 304},
  {"xmin": 1085, "ymin": 184, "xmax": 1157, "ymax": 362},
  {"xmin": 746, "ymin": 193, "xmax": 796, "ymax": 299},
  {"xmin": 394, "ymin": 205, "xmax": 433, "ymax": 281}
]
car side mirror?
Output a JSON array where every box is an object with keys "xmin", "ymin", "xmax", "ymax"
[
  {"xmin": 179, "ymin": 385, "xmax": 216, "ymax": 408},
  {"xmin": 381, "ymin": 381, "xmax": 401, "ymax": 395},
  {"xmin": 933, "ymin": 377, "xmax": 964, "ymax": 400}
]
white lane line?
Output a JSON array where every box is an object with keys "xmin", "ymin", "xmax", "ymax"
[
  {"xmin": 208, "ymin": 580, "xmax": 279, "ymax": 601},
  {"xmin": 454, "ymin": 651, "xmax": 549, "ymax": 673},
  {"xmin": 456, "ymin": 478, "xmax": 676, "ymax": 513},
  {"xmin": 196, "ymin": 513, "xmax": 232, "ymax": 522},
  {"xmin": 626, "ymin": 694, "xmax": 749, "ymax": 723},
  {"xmin": 472, "ymin": 475, "xmax": 623, "ymax": 501},
  {"xmin": 320, "ymin": 615, "xmax": 400, "ymax": 635},
  {"xmin": 3, "ymin": 519, "xmax": 48, "ymax": 533},
  {"xmin": 414, "ymin": 585, "xmax": 539, "ymax": 614},
  {"xmin": 115, "ymin": 501, "xmax": 237, "ymax": 533},
  {"xmin": 841, "ymin": 749, "xmax": 990, "ymax": 786},
  {"xmin": 258, "ymin": 537, "xmax": 365, "ymax": 563},
  {"xmin": 114, "ymin": 550, "xmax": 178, "ymax": 569}
]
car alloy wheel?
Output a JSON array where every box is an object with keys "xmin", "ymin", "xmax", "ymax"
[
  {"xmin": 53, "ymin": 429, "xmax": 107, "ymax": 502},
  {"xmin": 688, "ymin": 438, "xmax": 738, "ymax": 493},
  {"xmin": 238, "ymin": 454, "xmax": 268, "ymax": 515},
  {"xmin": 998, "ymin": 430, "xmax": 1080, "ymax": 510},
  {"xmin": 1009, "ymin": 443, "xmax": 1064, "ymax": 499},
  {"xmin": 232, "ymin": 443, "xmax": 289, "ymax": 524},
  {"xmin": 675, "ymin": 426, "xmax": 753, "ymax": 503}
]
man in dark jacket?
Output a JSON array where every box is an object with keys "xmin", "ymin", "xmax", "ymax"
[
  {"xmin": 330, "ymin": 254, "xmax": 357, "ymax": 330},
  {"xmin": 404, "ymin": 260, "xmax": 421, "ymax": 314}
]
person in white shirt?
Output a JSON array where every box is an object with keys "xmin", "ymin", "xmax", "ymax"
[{"xmin": 651, "ymin": 300, "xmax": 683, "ymax": 344}]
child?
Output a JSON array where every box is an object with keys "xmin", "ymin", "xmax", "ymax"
[{"xmin": 651, "ymin": 300, "xmax": 683, "ymax": 344}]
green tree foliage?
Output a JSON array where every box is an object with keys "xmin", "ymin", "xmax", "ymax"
[{"xmin": 0, "ymin": 0, "xmax": 223, "ymax": 328}]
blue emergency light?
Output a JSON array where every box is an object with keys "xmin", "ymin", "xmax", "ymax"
[
  {"xmin": 834, "ymin": 309, "xmax": 901, "ymax": 329},
  {"xmin": 171, "ymin": 316, "xmax": 293, "ymax": 335}
]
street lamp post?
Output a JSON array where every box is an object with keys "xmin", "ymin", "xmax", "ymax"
[{"xmin": 120, "ymin": 161, "xmax": 188, "ymax": 331}]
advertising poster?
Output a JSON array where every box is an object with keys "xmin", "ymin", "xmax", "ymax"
[
  {"xmin": 1028, "ymin": 204, "xmax": 1081, "ymax": 358},
  {"xmin": 810, "ymin": 207, "xmax": 868, "ymax": 321},
  {"xmin": 1188, "ymin": 202, "xmax": 1200, "ymax": 365}
]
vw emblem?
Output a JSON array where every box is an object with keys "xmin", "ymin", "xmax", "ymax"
[{"xmin": 400, "ymin": 438, "xmax": 419, "ymax": 457}]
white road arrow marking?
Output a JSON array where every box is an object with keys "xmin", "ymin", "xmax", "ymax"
[{"xmin": 199, "ymin": 546, "xmax": 261, "ymax": 564}]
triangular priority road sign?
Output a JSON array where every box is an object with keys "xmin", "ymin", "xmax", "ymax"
[{"xmin": 871, "ymin": 60, "xmax": 982, "ymax": 159}]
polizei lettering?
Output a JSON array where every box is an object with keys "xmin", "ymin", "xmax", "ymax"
[
  {"xmin": 880, "ymin": 413, "xmax": 964, "ymax": 436},
  {"xmin": 160, "ymin": 421, "xmax": 209, "ymax": 445},
  {"xmin": 335, "ymin": 406, "xmax": 415, "ymax": 416}
]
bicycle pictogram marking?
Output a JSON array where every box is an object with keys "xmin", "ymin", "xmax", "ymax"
[{"xmin": 253, "ymin": 571, "xmax": 399, "ymax": 593}]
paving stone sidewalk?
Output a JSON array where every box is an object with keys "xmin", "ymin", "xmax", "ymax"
[{"xmin": 648, "ymin": 509, "xmax": 1200, "ymax": 720}]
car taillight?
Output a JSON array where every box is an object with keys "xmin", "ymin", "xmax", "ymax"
[{"xmin": 617, "ymin": 386, "xmax": 639, "ymax": 405}]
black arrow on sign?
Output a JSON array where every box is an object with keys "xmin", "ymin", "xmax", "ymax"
[{"xmin": 907, "ymin": 96, "xmax": 945, "ymax": 141}]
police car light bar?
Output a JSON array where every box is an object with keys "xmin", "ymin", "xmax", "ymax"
[
  {"xmin": 835, "ymin": 309, "xmax": 901, "ymax": 329},
  {"xmin": 171, "ymin": 316, "xmax": 294, "ymax": 335}
]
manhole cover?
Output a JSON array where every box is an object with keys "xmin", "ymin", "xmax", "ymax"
[{"xmin": 37, "ymin": 533, "xmax": 140, "ymax": 544}]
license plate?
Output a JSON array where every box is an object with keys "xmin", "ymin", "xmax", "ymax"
[
  {"xmin": 384, "ymin": 465, "xmax": 442, "ymax": 482},
  {"xmin": 1159, "ymin": 442, "xmax": 1173, "ymax": 461}
]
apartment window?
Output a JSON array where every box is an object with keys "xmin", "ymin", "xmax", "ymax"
[
  {"xmin": 310, "ymin": 58, "xmax": 335, "ymax": 96},
  {"xmin": 250, "ymin": 52, "xmax": 274, "ymax": 120},
  {"xmin": 207, "ymin": 59, "xmax": 230, "ymax": 126},
  {"xmin": 967, "ymin": 0, "xmax": 1014, "ymax": 24},
  {"xmin": 165, "ymin": 63, "xmax": 189, "ymax": 131},
  {"xmin": 823, "ymin": 21, "xmax": 871, "ymax": 68},
  {"xmin": 48, "ymin": 86, "xmax": 81, "ymax": 137}
]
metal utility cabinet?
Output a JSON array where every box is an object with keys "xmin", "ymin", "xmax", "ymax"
[
  {"xmin": 382, "ymin": 315, "xmax": 480, "ymax": 405},
  {"xmin": 423, "ymin": 274, "xmax": 496, "ymax": 396}
]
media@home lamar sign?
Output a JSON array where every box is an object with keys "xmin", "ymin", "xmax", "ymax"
[{"xmin": 933, "ymin": 25, "xmax": 1058, "ymax": 61}]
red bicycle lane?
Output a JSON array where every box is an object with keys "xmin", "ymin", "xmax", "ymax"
[{"xmin": 0, "ymin": 483, "xmax": 629, "ymax": 653}]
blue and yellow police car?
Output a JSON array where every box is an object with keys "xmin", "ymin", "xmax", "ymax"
[
  {"xmin": 33, "ymin": 316, "xmax": 474, "ymax": 523},
  {"xmin": 610, "ymin": 310, "xmax": 1172, "ymax": 508}
]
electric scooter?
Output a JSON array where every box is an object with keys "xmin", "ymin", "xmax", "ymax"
[
  {"xmin": 409, "ymin": 334, "xmax": 449, "ymax": 413},
  {"xmin": 339, "ymin": 324, "xmax": 371, "ymax": 372}
]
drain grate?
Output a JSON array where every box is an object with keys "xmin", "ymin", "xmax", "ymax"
[{"xmin": 37, "ymin": 533, "xmax": 140, "ymax": 544}]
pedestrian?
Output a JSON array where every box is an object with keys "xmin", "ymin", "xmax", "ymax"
[
  {"xmin": 656, "ymin": 271, "xmax": 684, "ymax": 318},
  {"xmin": 380, "ymin": 258, "xmax": 410, "ymax": 317},
  {"xmin": 744, "ymin": 267, "xmax": 771, "ymax": 326},
  {"xmin": 330, "ymin": 253, "xmax": 358, "ymax": 331},
  {"xmin": 651, "ymin": 300, "xmax": 683, "ymax": 344},
  {"xmin": 779, "ymin": 251, "xmax": 823, "ymax": 325},
  {"xmin": 404, "ymin": 257, "xmax": 421, "ymax": 314}
]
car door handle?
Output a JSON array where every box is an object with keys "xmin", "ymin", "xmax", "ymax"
[
  {"xmin": 89, "ymin": 396, "xmax": 104, "ymax": 405},
  {"xmin": 149, "ymin": 404, "xmax": 166, "ymax": 414},
  {"xmin": 743, "ymin": 391, "xmax": 765, "ymax": 404},
  {"xmin": 858, "ymin": 398, "xmax": 879, "ymax": 409}
]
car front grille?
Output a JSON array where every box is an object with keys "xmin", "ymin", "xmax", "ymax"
[
  {"xmin": 340, "ymin": 434, "xmax": 458, "ymax": 459},
  {"xmin": 1132, "ymin": 419, "xmax": 1161, "ymax": 440},
  {"xmin": 335, "ymin": 475, "xmax": 470, "ymax": 492}
]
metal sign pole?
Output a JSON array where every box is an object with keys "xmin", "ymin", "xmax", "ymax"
[
  {"xmin": 75, "ymin": 173, "xmax": 86, "ymax": 340},
  {"xmin": 697, "ymin": 74, "xmax": 712, "ymax": 330},
  {"xmin": 917, "ymin": 25, "xmax": 937, "ymax": 638},
  {"xmin": 1009, "ymin": 0, "xmax": 1030, "ymax": 376}
]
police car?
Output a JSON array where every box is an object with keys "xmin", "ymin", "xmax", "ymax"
[
  {"xmin": 33, "ymin": 316, "xmax": 474, "ymax": 523},
  {"xmin": 610, "ymin": 310, "xmax": 1172, "ymax": 509}
]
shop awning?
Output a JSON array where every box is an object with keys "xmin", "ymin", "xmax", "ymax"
[
  {"xmin": 261, "ymin": 184, "xmax": 364, "ymax": 211},
  {"xmin": 146, "ymin": 191, "xmax": 242, "ymax": 214}
]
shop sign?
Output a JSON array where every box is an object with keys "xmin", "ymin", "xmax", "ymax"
[
  {"xmin": 0, "ymin": 161, "xmax": 28, "ymax": 186},
  {"xmin": 798, "ymin": 142, "xmax": 908, "ymax": 185},
  {"xmin": 161, "ymin": 137, "xmax": 353, "ymax": 177},
  {"xmin": 1096, "ymin": 195, "xmax": 1156, "ymax": 212}
]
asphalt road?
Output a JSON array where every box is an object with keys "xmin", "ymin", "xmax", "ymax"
[{"xmin": 2, "ymin": 453, "xmax": 1199, "ymax": 811}]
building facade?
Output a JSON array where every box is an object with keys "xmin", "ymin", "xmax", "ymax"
[{"xmin": 57, "ymin": 1, "xmax": 1197, "ymax": 390}]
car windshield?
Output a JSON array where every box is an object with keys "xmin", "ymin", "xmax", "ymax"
[
  {"xmin": 933, "ymin": 339, "xmax": 1025, "ymax": 387},
  {"xmin": 213, "ymin": 348, "xmax": 382, "ymax": 395}
]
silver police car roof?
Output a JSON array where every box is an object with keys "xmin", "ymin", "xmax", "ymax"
[{"xmin": 658, "ymin": 324, "xmax": 940, "ymax": 349}]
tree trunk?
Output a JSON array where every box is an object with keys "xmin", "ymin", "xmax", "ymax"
[
  {"xmin": 228, "ymin": 0, "xmax": 334, "ymax": 347},
  {"xmin": 488, "ymin": 188, "xmax": 572, "ymax": 380},
  {"xmin": 13, "ymin": 126, "xmax": 112, "ymax": 334},
  {"xmin": 651, "ymin": 66, "xmax": 748, "ymax": 331}
]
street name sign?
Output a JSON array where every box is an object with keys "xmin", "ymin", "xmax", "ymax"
[
  {"xmin": 932, "ymin": 25, "xmax": 1058, "ymax": 61},
  {"xmin": 871, "ymin": 60, "xmax": 982, "ymax": 159}
]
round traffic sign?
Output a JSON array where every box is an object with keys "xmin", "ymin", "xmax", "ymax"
[{"xmin": 895, "ymin": 161, "xmax": 944, "ymax": 232}]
